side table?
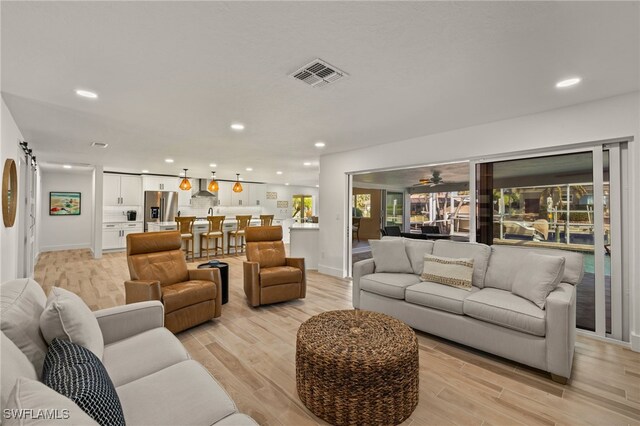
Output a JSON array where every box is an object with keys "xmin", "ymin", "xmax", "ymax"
[{"xmin": 197, "ymin": 261, "xmax": 229, "ymax": 304}]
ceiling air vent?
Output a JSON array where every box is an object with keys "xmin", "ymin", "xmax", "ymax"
[
  {"xmin": 290, "ymin": 59, "xmax": 348, "ymax": 88},
  {"xmin": 90, "ymin": 142, "xmax": 109, "ymax": 148}
]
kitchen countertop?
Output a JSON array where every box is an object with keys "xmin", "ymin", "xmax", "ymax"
[
  {"xmin": 290, "ymin": 223, "xmax": 319, "ymax": 230},
  {"xmin": 152, "ymin": 218, "xmax": 262, "ymax": 227}
]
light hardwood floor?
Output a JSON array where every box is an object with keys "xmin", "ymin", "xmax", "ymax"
[{"xmin": 35, "ymin": 249, "xmax": 640, "ymax": 426}]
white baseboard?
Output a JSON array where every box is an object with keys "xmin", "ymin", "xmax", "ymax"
[
  {"xmin": 631, "ymin": 332, "xmax": 640, "ymax": 352},
  {"xmin": 39, "ymin": 243, "xmax": 91, "ymax": 252},
  {"xmin": 318, "ymin": 263, "xmax": 344, "ymax": 278}
]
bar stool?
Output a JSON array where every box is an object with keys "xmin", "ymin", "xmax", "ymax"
[
  {"xmin": 260, "ymin": 214, "xmax": 274, "ymax": 226},
  {"xmin": 176, "ymin": 216, "xmax": 196, "ymax": 261},
  {"xmin": 201, "ymin": 215, "xmax": 225, "ymax": 259},
  {"xmin": 228, "ymin": 215, "xmax": 252, "ymax": 255}
]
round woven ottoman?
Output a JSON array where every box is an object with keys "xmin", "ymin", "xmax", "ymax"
[{"xmin": 296, "ymin": 310, "xmax": 419, "ymax": 426}]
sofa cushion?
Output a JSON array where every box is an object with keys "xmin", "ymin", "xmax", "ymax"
[
  {"xmin": 369, "ymin": 239, "xmax": 413, "ymax": 273},
  {"xmin": 432, "ymin": 240, "xmax": 491, "ymax": 288},
  {"xmin": 406, "ymin": 282, "xmax": 480, "ymax": 315},
  {"xmin": 0, "ymin": 279, "xmax": 49, "ymax": 377},
  {"xmin": 403, "ymin": 239, "xmax": 435, "ymax": 275},
  {"xmin": 359, "ymin": 273, "xmax": 421, "ymax": 299},
  {"xmin": 116, "ymin": 360, "xmax": 237, "ymax": 426},
  {"xmin": 260, "ymin": 266, "xmax": 303, "ymax": 287},
  {"xmin": 42, "ymin": 339, "xmax": 125, "ymax": 426},
  {"xmin": 4, "ymin": 378, "xmax": 99, "ymax": 426},
  {"xmin": 162, "ymin": 280, "xmax": 216, "ymax": 313},
  {"xmin": 420, "ymin": 254, "xmax": 475, "ymax": 291},
  {"xmin": 512, "ymin": 253, "xmax": 565, "ymax": 309},
  {"xmin": 463, "ymin": 288, "xmax": 546, "ymax": 337},
  {"xmin": 485, "ymin": 245, "xmax": 584, "ymax": 291},
  {"xmin": 40, "ymin": 287, "xmax": 104, "ymax": 360},
  {"xmin": 1, "ymin": 332, "xmax": 38, "ymax": 414},
  {"xmin": 102, "ymin": 327, "xmax": 190, "ymax": 387}
]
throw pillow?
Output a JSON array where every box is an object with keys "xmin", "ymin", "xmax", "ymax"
[
  {"xmin": 42, "ymin": 339, "xmax": 125, "ymax": 426},
  {"xmin": 420, "ymin": 254, "xmax": 474, "ymax": 291},
  {"xmin": 3, "ymin": 378, "xmax": 98, "ymax": 425},
  {"xmin": 512, "ymin": 252, "xmax": 565, "ymax": 309},
  {"xmin": 40, "ymin": 287, "xmax": 104, "ymax": 360},
  {"xmin": 369, "ymin": 239, "xmax": 413, "ymax": 273}
]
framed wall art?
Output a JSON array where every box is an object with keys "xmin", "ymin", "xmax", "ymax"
[{"xmin": 49, "ymin": 192, "xmax": 81, "ymax": 215}]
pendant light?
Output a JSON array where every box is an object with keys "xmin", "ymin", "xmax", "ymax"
[
  {"xmin": 232, "ymin": 173, "xmax": 243, "ymax": 193},
  {"xmin": 179, "ymin": 169, "xmax": 192, "ymax": 191},
  {"xmin": 208, "ymin": 171, "xmax": 219, "ymax": 192}
]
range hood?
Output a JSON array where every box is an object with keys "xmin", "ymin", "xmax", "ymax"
[{"xmin": 192, "ymin": 179, "xmax": 216, "ymax": 198}]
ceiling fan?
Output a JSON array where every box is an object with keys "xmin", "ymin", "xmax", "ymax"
[{"xmin": 414, "ymin": 170, "xmax": 444, "ymax": 187}]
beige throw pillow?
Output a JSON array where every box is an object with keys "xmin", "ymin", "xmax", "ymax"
[
  {"xmin": 420, "ymin": 254, "xmax": 474, "ymax": 291},
  {"xmin": 369, "ymin": 239, "xmax": 414, "ymax": 274},
  {"xmin": 39, "ymin": 288, "xmax": 104, "ymax": 360},
  {"xmin": 512, "ymin": 252, "xmax": 565, "ymax": 309}
]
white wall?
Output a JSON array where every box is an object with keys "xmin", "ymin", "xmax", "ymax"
[
  {"xmin": 39, "ymin": 169, "xmax": 94, "ymax": 252},
  {"xmin": 1, "ymin": 98, "xmax": 24, "ymax": 282},
  {"xmin": 319, "ymin": 91, "xmax": 640, "ymax": 348}
]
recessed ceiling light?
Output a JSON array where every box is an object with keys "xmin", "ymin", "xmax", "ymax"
[
  {"xmin": 141, "ymin": 170, "xmax": 149, "ymax": 173},
  {"xmin": 303, "ymin": 162, "xmax": 312, "ymax": 166},
  {"xmin": 315, "ymin": 184, "xmax": 319, "ymax": 188},
  {"xmin": 276, "ymin": 171, "xmax": 283, "ymax": 175},
  {"xmin": 285, "ymin": 183, "xmax": 290, "ymax": 186},
  {"xmin": 246, "ymin": 167, "xmax": 253, "ymax": 171},
  {"xmin": 230, "ymin": 123, "xmax": 245, "ymax": 131},
  {"xmin": 63, "ymin": 165, "xmax": 72, "ymax": 169},
  {"xmin": 555, "ymin": 77, "xmax": 581, "ymax": 88},
  {"xmin": 75, "ymin": 89, "xmax": 98, "ymax": 99},
  {"xmin": 209, "ymin": 163, "xmax": 217, "ymax": 168},
  {"xmin": 90, "ymin": 142, "xmax": 108, "ymax": 148},
  {"xmin": 314, "ymin": 141, "xmax": 326, "ymax": 148},
  {"xmin": 165, "ymin": 158, "xmax": 174, "ymax": 163}
]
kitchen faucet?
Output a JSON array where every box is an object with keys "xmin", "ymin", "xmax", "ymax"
[{"xmin": 207, "ymin": 207, "xmax": 214, "ymax": 216}]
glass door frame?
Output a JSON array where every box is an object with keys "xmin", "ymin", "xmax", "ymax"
[{"xmin": 469, "ymin": 139, "xmax": 629, "ymax": 341}]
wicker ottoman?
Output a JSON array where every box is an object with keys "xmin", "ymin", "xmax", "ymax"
[{"xmin": 296, "ymin": 310, "xmax": 419, "ymax": 426}]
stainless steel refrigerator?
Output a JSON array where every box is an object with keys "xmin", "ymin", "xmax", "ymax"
[{"xmin": 144, "ymin": 191, "xmax": 178, "ymax": 231}]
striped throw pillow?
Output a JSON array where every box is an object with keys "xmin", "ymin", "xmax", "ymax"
[{"xmin": 420, "ymin": 254, "xmax": 475, "ymax": 290}]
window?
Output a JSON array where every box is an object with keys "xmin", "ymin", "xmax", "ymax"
[
  {"xmin": 352, "ymin": 194, "xmax": 371, "ymax": 218},
  {"xmin": 292, "ymin": 195, "xmax": 313, "ymax": 223}
]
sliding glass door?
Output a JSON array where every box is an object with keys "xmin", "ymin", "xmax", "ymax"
[
  {"xmin": 384, "ymin": 191, "xmax": 404, "ymax": 228},
  {"xmin": 475, "ymin": 144, "xmax": 627, "ymax": 340}
]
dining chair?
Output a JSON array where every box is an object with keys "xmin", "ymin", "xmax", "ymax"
[
  {"xmin": 201, "ymin": 215, "xmax": 225, "ymax": 258},
  {"xmin": 260, "ymin": 214, "xmax": 274, "ymax": 226},
  {"xmin": 175, "ymin": 216, "xmax": 196, "ymax": 261},
  {"xmin": 228, "ymin": 215, "xmax": 252, "ymax": 255}
]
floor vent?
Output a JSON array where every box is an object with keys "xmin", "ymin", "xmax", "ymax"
[{"xmin": 290, "ymin": 59, "xmax": 348, "ymax": 88}]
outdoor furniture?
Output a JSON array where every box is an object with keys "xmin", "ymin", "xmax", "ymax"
[
  {"xmin": 384, "ymin": 225, "xmax": 402, "ymax": 237},
  {"xmin": 352, "ymin": 217, "xmax": 362, "ymax": 241},
  {"xmin": 421, "ymin": 225, "xmax": 440, "ymax": 234},
  {"xmin": 296, "ymin": 310, "xmax": 419, "ymax": 426}
]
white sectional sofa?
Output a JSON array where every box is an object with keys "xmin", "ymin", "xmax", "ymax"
[
  {"xmin": 353, "ymin": 239, "xmax": 583, "ymax": 382},
  {"xmin": 0, "ymin": 278, "xmax": 256, "ymax": 425}
]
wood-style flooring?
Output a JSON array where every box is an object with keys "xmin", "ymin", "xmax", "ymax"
[{"xmin": 35, "ymin": 249, "xmax": 640, "ymax": 425}]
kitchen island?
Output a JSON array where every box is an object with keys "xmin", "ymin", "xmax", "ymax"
[{"xmin": 289, "ymin": 223, "xmax": 319, "ymax": 270}]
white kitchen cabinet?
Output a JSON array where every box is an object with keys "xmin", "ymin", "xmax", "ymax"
[
  {"xmin": 102, "ymin": 222, "xmax": 143, "ymax": 250},
  {"xmin": 142, "ymin": 176, "xmax": 179, "ymax": 192},
  {"xmin": 250, "ymin": 183, "xmax": 266, "ymax": 206},
  {"xmin": 231, "ymin": 182, "xmax": 250, "ymax": 206},
  {"xmin": 178, "ymin": 180, "xmax": 194, "ymax": 207},
  {"xmin": 103, "ymin": 174, "xmax": 142, "ymax": 206},
  {"xmin": 217, "ymin": 181, "xmax": 233, "ymax": 206}
]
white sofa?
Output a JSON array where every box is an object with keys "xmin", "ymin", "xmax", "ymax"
[
  {"xmin": 353, "ymin": 239, "xmax": 583, "ymax": 382},
  {"xmin": 0, "ymin": 278, "xmax": 256, "ymax": 425}
]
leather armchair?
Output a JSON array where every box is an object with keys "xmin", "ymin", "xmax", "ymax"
[
  {"xmin": 125, "ymin": 231, "xmax": 222, "ymax": 333},
  {"xmin": 243, "ymin": 226, "xmax": 306, "ymax": 307}
]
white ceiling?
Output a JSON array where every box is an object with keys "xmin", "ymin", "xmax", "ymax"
[{"xmin": 2, "ymin": 2, "xmax": 638, "ymax": 186}]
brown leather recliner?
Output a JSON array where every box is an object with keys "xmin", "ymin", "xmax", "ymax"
[
  {"xmin": 125, "ymin": 231, "xmax": 221, "ymax": 333},
  {"xmin": 243, "ymin": 226, "xmax": 306, "ymax": 307}
]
